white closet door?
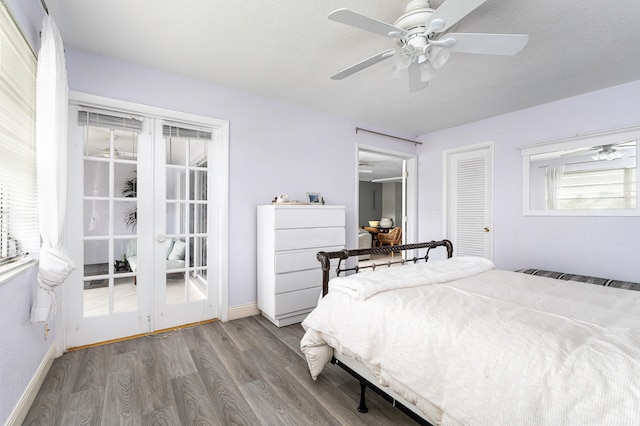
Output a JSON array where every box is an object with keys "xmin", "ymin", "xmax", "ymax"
[{"xmin": 445, "ymin": 143, "xmax": 494, "ymax": 259}]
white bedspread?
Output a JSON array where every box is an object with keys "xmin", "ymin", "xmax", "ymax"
[
  {"xmin": 329, "ymin": 256, "xmax": 494, "ymax": 300},
  {"xmin": 301, "ymin": 260, "xmax": 640, "ymax": 425}
]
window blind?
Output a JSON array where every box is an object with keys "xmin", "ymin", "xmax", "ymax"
[
  {"xmin": 0, "ymin": 3, "xmax": 39, "ymax": 266},
  {"xmin": 558, "ymin": 167, "xmax": 637, "ymax": 209},
  {"xmin": 78, "ymin": 110, "xmax": 143, "ymax": 132},
  {"xmin": 163, "ymin": 123, "xmax": 212, "ymax": 140}
]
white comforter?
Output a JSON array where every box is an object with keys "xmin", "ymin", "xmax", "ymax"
[{"xmin": 301, "ymin": 257, "xmax": 640, "ymax": 425}]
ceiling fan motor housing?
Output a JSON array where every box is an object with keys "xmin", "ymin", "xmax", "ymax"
[{"xmin": 393, "ymin": 0, "xmax": 442, "ymax": 64}]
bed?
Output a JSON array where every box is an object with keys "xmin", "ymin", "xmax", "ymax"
[{"xmin": 300, "ymin": 240, "xmax": 640, "ymax": 425}]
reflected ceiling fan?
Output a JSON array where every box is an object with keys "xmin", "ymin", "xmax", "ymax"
[
  {"xmin": 86, "ymin": 145, "xmax": 136, "ymax": 159},
  {"xmin": 560, "ymin": 141, "xmax": 636, "ymax": 161},
  {"xmin": 329, "ymin": 0, "xmax": 529, "ymax": 92}
]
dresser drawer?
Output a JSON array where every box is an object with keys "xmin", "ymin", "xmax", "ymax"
[
  {"xmin": 275, "ymin": 246, "xmax": 342, "ymax": 273},
  {"xmin": 275, "ymin": 227, "xmax": 345, "ymax": 251},
  {"xmin": 274, "ymin": 207, "xmax": 345, "ymax": 229},
  {"xmin": 275, "ymin": 269, "xmax": 322, "ymax": 293},
  {"xmin": 274, "ymin": 286, "xmax": 321, "ymax": 316},
  {"xmin": 275, "ymin": 268, "xmax": 338, "ymax": 293}
]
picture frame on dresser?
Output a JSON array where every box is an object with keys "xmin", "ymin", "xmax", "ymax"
[{"xmin": 306, "ymin": 192, "xmax": 321, "ymax": 203}]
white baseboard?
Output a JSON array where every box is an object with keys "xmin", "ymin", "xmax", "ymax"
[
  {"xmin": 7, "ymin": 342, "xmax": 56, "ymax": 426},
  {"xmin": 227, "ymin": 302, "xmax": 260, "ymax": 321}
]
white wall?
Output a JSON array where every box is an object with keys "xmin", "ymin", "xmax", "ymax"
[
  {"xmin": 64, "ymin": 48, "xmax": 418, "ymax": 307},
  {"xmin": 381, "ymin": 182, "xmax": 397, "ymax": 226},
  {"xmin": 381, "ymin": 182, "xmax": 402, "ymax": 227},
  {"xmin": 417, "ymin": 80, "xmax": 640, "ymax": 282},
  {"xmin": 0, "ymin": 266, "xmax": 54, "ymax": 424}
]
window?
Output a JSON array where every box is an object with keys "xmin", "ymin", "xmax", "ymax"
[
  {"xmin": 520, "ymin": 127, "xmax": 640, "ymax": 216},
  {"xmin": 0, "ymin": 3, "xmax": 39, "ymax": 269},
  {"xmin": 557, "ymin": 167, "xmax": 636, "ymax": 210}
]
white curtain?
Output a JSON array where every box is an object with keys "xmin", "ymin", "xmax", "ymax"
[
  {"xmin": 31, "ymin": 15, "xmax": 75, "ymax": 323},
  {"xmin": 545, "ymin": 165, "xmax": 565, "ymax": 210}
]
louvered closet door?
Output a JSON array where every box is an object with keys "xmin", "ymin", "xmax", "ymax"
[{"xmin": 447, "ymin": 144, "xmax": 494, "ymax": 259}]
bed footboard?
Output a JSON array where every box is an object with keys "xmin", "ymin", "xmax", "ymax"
[{"xmin": 317, "ymin": 239, "xmax": 453, "ymax": 296}]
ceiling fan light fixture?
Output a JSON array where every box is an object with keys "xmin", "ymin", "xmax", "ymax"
[
  {"xmin": 392, "ymin": 46, "xmax": 414, "ymax": 69},
  {"xmin": 428, "ymin": 45, "xmax": 450, "ymax": 69},
  {"xmin": 591, "ymin": 145, "xmax": 624, "ymax": 161}
]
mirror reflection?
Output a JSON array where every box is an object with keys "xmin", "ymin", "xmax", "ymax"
[{"xmin": 529, "ymin": 141, "xmax": 636, "ymax": 210}]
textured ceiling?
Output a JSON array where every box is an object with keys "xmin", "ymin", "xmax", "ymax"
[
  {"xmin": 46, "ymin": 0, "xmax": 640, "ymax": 136},
  {"xmin": 358, "ymin": 150, "xmax": 405, "ymax": 182}
]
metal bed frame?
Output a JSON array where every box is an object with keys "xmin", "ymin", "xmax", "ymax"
[{"xmin": 315, "ymin": 240, "xmax": 453, "ymax": 424}]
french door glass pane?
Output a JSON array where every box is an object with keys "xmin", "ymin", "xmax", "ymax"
[
  {"xmin": 163, "ymin": 132, "xmax": 209, "ymax": 307},
  {"xmin": 193, "ymin": 236, "xmax": 207, "ymax": 268},
  {"xmin": 84, "ymin": 160, "xmax": 109, "ymax": 196},
  {"xmin": 166, "ymin": 203, "xmax": 185, "ymax": 234},
  {"xmin": 165, "ymin": 271, "xmax": 207, "ymax": 305},
  {"xmin": 166, "ymin": 138, "xmax": 187, "ymax": 166},
  {"xmin": 84, "ymin": 239, "xmax": 109, "ymax": 276},
  {"xmin": 83, "ymin": 200, "xmax": 109, "ymax": 236},
  {"xmin": 83, "ymin": 126, "xmax": 138, "ymax": 317},
  {"xmin": 166, "ymin": 167, "xmax": 186, "ymax": 200}
]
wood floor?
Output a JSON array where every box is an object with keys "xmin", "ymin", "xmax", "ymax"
[{"xmin": 23, "ymin": 315, "xmax": 416, "ymax": 425}]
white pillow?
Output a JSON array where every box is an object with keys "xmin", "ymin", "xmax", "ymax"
[
  {"xmin": 165, "ymin": 238, "xmax": 175, "ymax": 259},
  {"xmin": 168, "ymin": 239, "xmax": 186, "ymax": 260}
]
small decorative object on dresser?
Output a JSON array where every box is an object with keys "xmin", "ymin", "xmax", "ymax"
[
  {"xmin": 306, "ymin": 192, "xmax": 322, "ymax": 204},
  {"xmin": 257, "ymin": 204, "xmax": 345, "ymax": 326},
  {"xmin": 273, "ymin": 194, "xmax": 289, "ymax": 203}
]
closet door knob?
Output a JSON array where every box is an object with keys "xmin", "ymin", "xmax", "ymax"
[
  {"xmin": 157, "ymin": 235, "xmax": 166, "ymax": 242},
  {"xmin": 483, "ymin": 227, "xmax": 490, "ymax": 233}
]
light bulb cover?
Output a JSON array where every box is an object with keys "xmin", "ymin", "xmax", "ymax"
[
  {"xmin": 392, "ymin": 46, "xmax": 414, "ymax": 70},
  {"xmin": 428, "ymin": 46, "xmax": 450, "ymax": 69}
]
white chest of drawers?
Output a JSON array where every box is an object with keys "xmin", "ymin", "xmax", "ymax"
[{"xmin": 257, "ymin": 204, "xmax": 345, "ymax": 327}]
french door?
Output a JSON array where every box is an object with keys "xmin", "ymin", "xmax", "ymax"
[{"xmin": 66, "ymin": 102, "xmax": 224, "ymax": 348}]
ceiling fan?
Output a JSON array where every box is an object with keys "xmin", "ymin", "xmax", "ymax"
[
  {"xmin": 560, "ymin": 141, "xmax": 637, "ymax": 161},
  {"xmin": 328, "ymin": 0, "xmax": 529, "ymax": 92},
  {"xmin": 86, "ymin": 145, "xmax": 136, "ymax": 160}
]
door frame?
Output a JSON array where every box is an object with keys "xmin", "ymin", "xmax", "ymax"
[
  {"xmin": 356, "ymin": 144, "xmax": 418, "ymax": 246},
  {"xmin": 442, "ymin": 141, "xmax": 494, "ymax": 259},
  {"xmin": 58, "ymin": 91, "xmax": 229, "ymax": 354}
]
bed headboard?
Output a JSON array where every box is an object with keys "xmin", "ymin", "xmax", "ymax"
[{"xmin": 317, "ymin": 240, "xmax": 453, "ymax": 296}]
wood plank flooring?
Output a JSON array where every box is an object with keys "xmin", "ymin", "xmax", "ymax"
[{"xmin": 23, "ymin": 315, "xmax": 416, "ymax": 425}]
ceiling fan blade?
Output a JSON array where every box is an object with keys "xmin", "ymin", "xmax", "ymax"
[
  {"xmin": 426, "ymin": 0, "xmax": 487, "ymax": 33},
  {"xmin": 331, "ymin": 49, "xmax": 395, "ymax": 80},
  {"xmin": 446, "ymin": 33, "xmax": 529, "ymax": 55},
  {"xmin": 329, "ymin": 8, "xmax": 407, "ymax": 39},
  {"xmin": 407, "ymin": 63, "xmax": 428, "ymax": 93}
]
